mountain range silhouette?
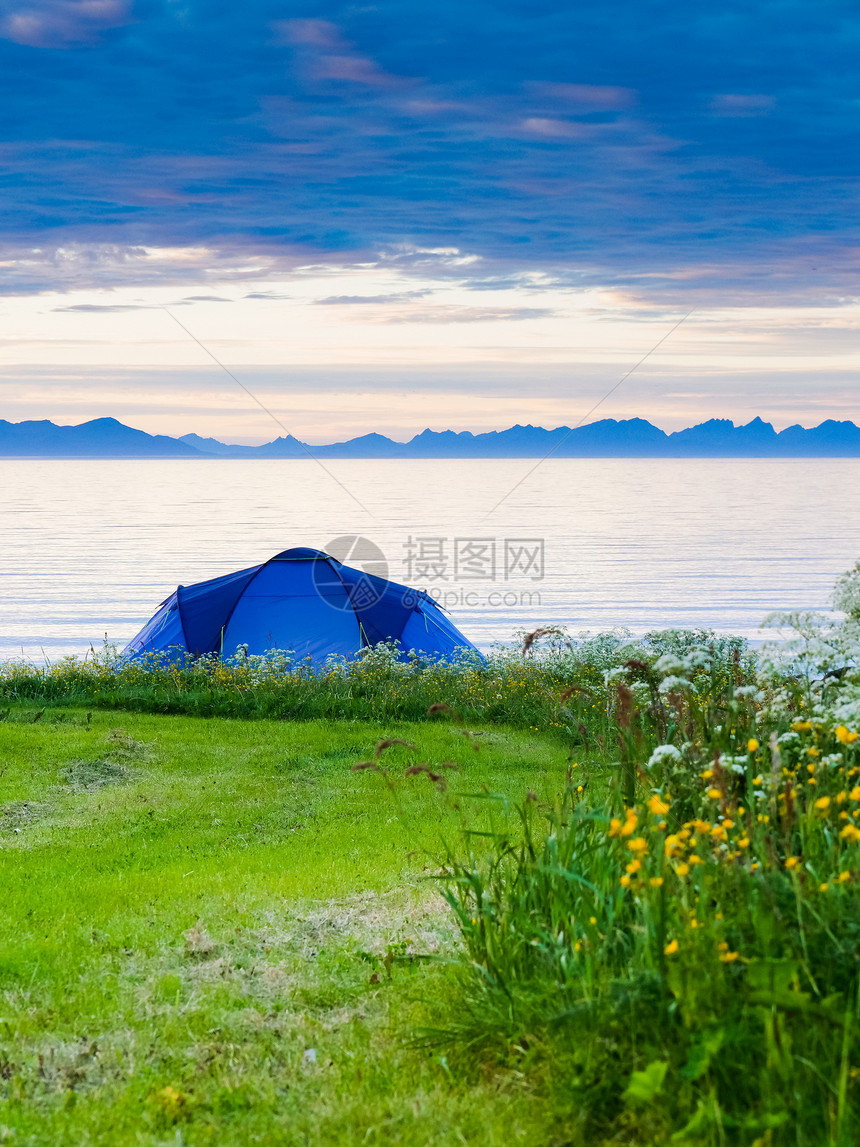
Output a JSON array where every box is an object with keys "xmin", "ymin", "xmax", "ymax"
[{"xmin": 2, "ymin": 415, "xmax": 860, "ymax": 457}]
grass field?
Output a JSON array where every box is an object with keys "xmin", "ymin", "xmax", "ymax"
[
  {"xmin": 0, "ymin": 705, "xmax": 575, "ymax": 1145},
  {"xmin": 3, "ymin": 609, "xmax": 860, "ymax": 1145}
]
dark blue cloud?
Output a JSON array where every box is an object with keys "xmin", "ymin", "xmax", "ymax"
[{"xmin": 0, "ymin": 0, "xmax": 858, "ymax": 297}]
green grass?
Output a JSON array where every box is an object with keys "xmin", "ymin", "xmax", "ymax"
[
  {"xmin": 4, "ymin": 617, "xmax": 858, "ymax": 1145},
  {"xmin": 0, "ymin": 705, "xmax": 579, "ymax": 1145}
]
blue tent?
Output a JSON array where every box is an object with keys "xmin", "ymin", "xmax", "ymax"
[{"xmin": 122, "ymin": 547, "xmax": 478, "ymax": 665}]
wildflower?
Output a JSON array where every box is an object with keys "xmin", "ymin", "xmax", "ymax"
[
  {"xmin": 701, "ymin": 769, "xmax": 715, "ymax": 780},
  {"xmin": 620, "ymin": 874, "xmax": 631, "ymax": 887},
  {"xmin": 647, "ymin": 794, "xmax": 670, "ymax": 816},
  {"xmin": 706, "ymin": 787, "xmax": 723, "ymax": 799},
  {"xmin": 691, "ymin": 819, "xmax": 710, "ymax": 834},
  {"xmin": 664, "ymin": 834, "xmax": 682, "ymax": 857},
  {"xmin": 608, "ymin": 818, "xmax": 622, "ymax": 837},
  {"xmin": 648, "ymin": 744, "xmax": 682, "ymax": 768},
  {"xmin": 627, "ymin": 837, "xmax": 647, "ymax": 853},
  {"xmin": 850, "ymin": 787, "xmax": 860, "ymax": 801},
  {"xmin": 836, "ymin": 726, "xmax": 859, "ymax": 745},
  {"xmin": 620, "ymin": 810, "xmax": 638, "ymax": 837},
  {"xmin": 785, "ymin": 856, "xmax": 800, "ymax": 870},
  {"xmin": 792, "ymin": 720, "xmax": 813, "ymax": 732},
  {"xmin": 838, "ymin": 871, "xmax": 851, "ymax": 884},
  {"xmin": 664, "ymin": 939, "xmax": 679, "ymax": 955},
  {"xmin": 626, "ymin": 859, "xmax": 642, "ymax": 874},
  {"xmin": 747, "ymin": 738, "xmax": 759, "ymax": 752},
  {"xmin": 820, "ymin": 883, "xmax": 829, "ymax": 893},
  {"xmin": 840, "ymin": 824, "xmax": 860, "ymax": 843},
  {"xmin": 718, "ymin": 941, "xmax": 729, "ymax": 951},
  {"xmin": 814, "ymin": 796, "xmax": 831, "ymax": 812},
  {"xmin": 688, "ymin": 854, "xmax": 704, "ymax": 865},
  {"xmin": 589, "ymin": 915, "xmax": 597, "ymax": 925},
  {"xmin": 737, "ymin": 837, "xmax": 750, "ymax": 849},
  {"xmin": 649, "ymin": 877, "xmax": 664, "ymax": 887},
  {"xmin": 720, "ymin": 951, "xmax": 740, "ymax": 963},
  {"xmin": 675, "ymin": 862, "xmax": 690, "ymax": 877}
]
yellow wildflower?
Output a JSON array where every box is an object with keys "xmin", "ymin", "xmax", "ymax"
[
  {"xmin": 627, "ymin": 837, "xmax": 648, "ymax": 853},
  {"xmin": 792, "ymin": 720, "xmax": 813, "ymax": 732},
  {"xmin": 785, "ymin": 856, "xmax": 800, "ymax": 870},
  {"xmin": 748, "ymin": 738, "xmax": 759, "ymax": 752},
  {"xmin": 838, "ymin": 871, "xmax": 851, "ymax": 884},
  {"xmin": 701, "ymin": 769, "xmax": 715, "ymax": 780},
  {"xmin": 647, "ymin": 794, "xmax": 671, "ymax": 816},
  {"xmin": 836, "ymin": 726, "xmax": 859, "ymax": 745},
  {"xmin": 620, "ymin": 874, "xmax": 631, "ymax": 887},
  {"xmin": 738, "ymin": 837, "xmax": 750, "ymax": 849},
  {"xmin": 692, "ymin": 819, "xmax": 711, "ymax": 834},
  {"xmin": 720, "ymin": 951, "xmax": 740, "ymax": 963},
  {"xmin": 841, "ymin": 824, "xmax": 860, "ymax": 843},
  {"xmin": 649, "ymin": 877, "xmax": 664, "ymax": 887},
  {"xmin": 819, "ymin": 883, "xmax": 829, "ymax": 893},
  {"xmin": 620, "ymin": 814, "xmax": 638, "ymax": 837},
  {"xmin": 706, "ymin": 787, "xmax": 723, "ymax": 800},
  {"xmin": 815, "ymin": 796, "xmax": 831, "ymax": 812},
  {"xmin": 608, "ymin": 818, "xmax": 622, "ymax": 837},
  {"xmin": 664, "ymin": 834, "xmax": 682, "ymax": 857},
  {"xmin": 626, "ymin": 859, "xmax": 642, "ymax": 874},
  {"xmin": 676, "ymin": 862, "xmax": 690, "ymax": 877},
  {"xmin": 589, "ymin": 916, "xmax": 597, "ymax": 924},
  {"xmin": 688, "ymin": 854, "xmax": 704, "ymax": 866},
  {"xmin": 850, "ymin": 787, "xmax": 860, "ymax": 801},
  {"xmin": 718, "ymin": 941, "xmax": 729, "ymax": 951},
  {"xmin": 664, "ymin": 939, "xmax": 678, "ymax": 955}
]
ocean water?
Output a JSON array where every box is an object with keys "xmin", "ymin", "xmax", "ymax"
[{"xmin": 0, "ymin": 458, "xmax": 858, "ymax": 662}]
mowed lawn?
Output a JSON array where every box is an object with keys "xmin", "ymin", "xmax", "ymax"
[{"xmin": 0, "ymin": 707, "xmax": 575, "ymax": 1145}]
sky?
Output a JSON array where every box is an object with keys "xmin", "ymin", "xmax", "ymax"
[{"xmin": 0, "ymin": 0, "xmax": 858, "ymax": 443}]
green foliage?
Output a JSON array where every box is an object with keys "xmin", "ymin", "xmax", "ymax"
[{"xmin": 404, "ymin": 627, "xmax": 860, "ymax": 1146}]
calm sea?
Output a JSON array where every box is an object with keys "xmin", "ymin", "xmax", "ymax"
[{"xmin": 1, "ymin": 458, "xmax": 857, "ymax": 662}]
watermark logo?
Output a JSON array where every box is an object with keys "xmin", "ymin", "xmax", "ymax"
[
  {"xmin": 314, "ymin": 534, "xmax": 390, "ymax": 610},
  {"xmin": 311, "ymin": 534, "xmax": 546, "ymax": 613},
  {"xmin": 404, "ymin": 537, "xmax": 544, "ymax": 583}
]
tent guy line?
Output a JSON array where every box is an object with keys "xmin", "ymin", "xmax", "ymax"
[
  {"xmin": 160, "ymin": 306, "xmax": 379, "ymax": 523},
  {"xmin": 480, "ymin": 307, "xmax": 697, "ymax": 521}
]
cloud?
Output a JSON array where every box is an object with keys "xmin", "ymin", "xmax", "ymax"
[
  {"xmin": 315, "ymin": 291, "xmax": 431, "ymax": 305},
  {"xmin": 0, "ymin": 0, "xmax": 132, "ymax": 48},
  {"xmin": 179, "ymin": 294, "xmax": 231, "ymax": 303},
  {"xmin": 0, "ymin": 0, "xmax": 856, "ymax": 307},
  {"xmin": 529, "ymin": 83, "xmax": 636, "ymax": 110},
  {"xmin": 710, "ymin": 94, "xmax": 776, "ymax": 117},
  {"xmin": 274, "ymin": 15, "xmax": 412, "ymax": 88},
  {"xmin": 52, "ymin": 301, "xmax": 148, "ymax": 312},
  {"xmin": 380, "ymin": 305, "xmax": 555, "ymax": 324}
]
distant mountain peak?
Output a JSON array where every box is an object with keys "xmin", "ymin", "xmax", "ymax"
[{"xmin": 3, "ymin": 416, "xmax": 860, "ymax": 458}]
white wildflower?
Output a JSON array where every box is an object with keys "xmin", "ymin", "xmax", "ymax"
[{"xmin": 648, "ymin": 744, "xmax": 682, "ymax": 767}]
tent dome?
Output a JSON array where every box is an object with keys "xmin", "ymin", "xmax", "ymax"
[{"xmin": 122, "ymin": 547, "xmax": 478, "ymax": 665}]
